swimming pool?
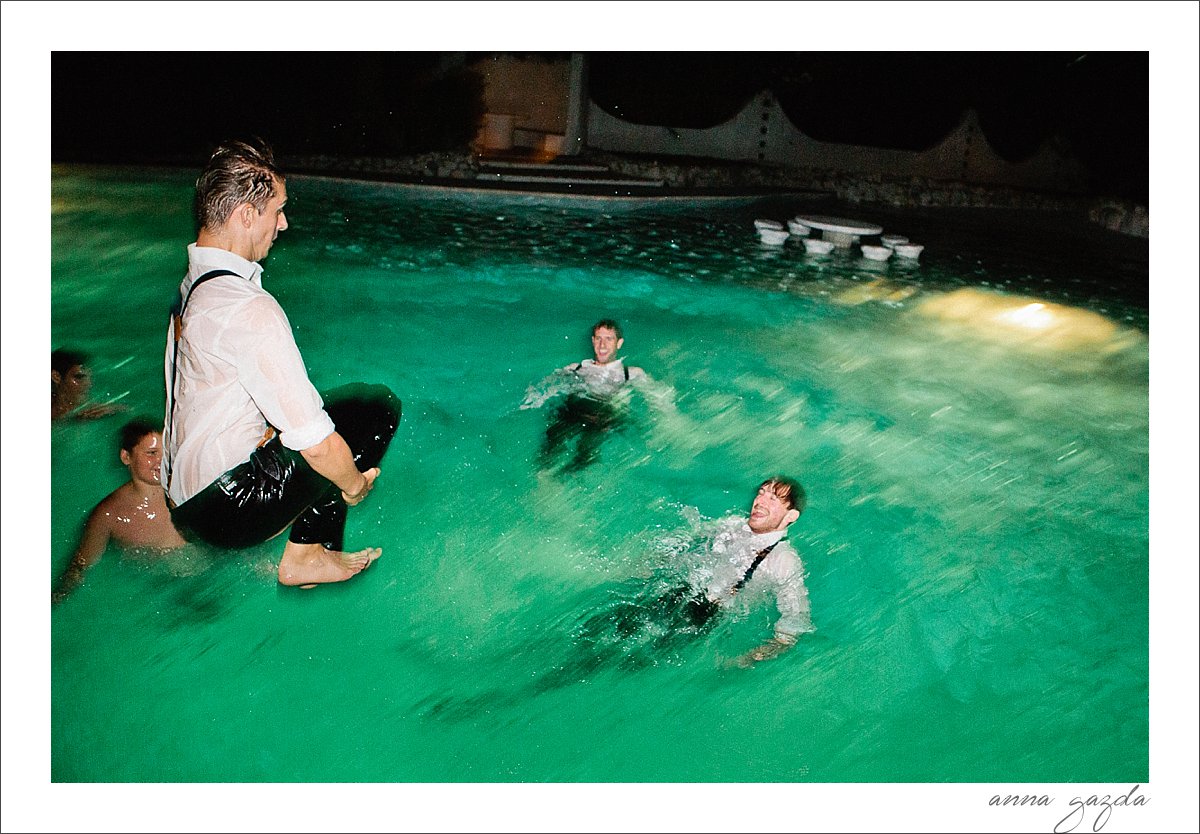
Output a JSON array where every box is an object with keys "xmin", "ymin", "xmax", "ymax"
[{"xmin": 49, "ymin": 166, "xmax": 1148, "ymax": 787}]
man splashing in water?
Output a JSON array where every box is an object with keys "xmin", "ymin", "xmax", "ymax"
[
  {"xmin": 424, "ymin": 476, "xmax": 813, "ymax": 719},
  {"xmin": 569, "ymin": 475, "xmax": 813, "ymax": 672}
]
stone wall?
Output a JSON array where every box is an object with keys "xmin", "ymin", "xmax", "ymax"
[
  {"xmin": 288, "ymin": 152, "xmax": 481, "ymax": 181},
  {"xmin": 596, "ymin": 152, "xmax": 1149, "ymax": 237},
  {"xmin": 286, "ymin": 149, "xmax": 1149, "ymax": 239},
  {"xmin": 1085, "ymin": 200, "xmax": 1150, "ymax": 238}
]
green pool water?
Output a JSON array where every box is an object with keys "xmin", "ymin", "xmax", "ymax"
[{"xmin": 49, "ymin": 166, "xmax": 1149, "ymax": 786}]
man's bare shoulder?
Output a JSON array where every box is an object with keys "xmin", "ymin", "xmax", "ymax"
[
  {"xmin": 90, "ymin": 482, "xmax": 139, "ymax": 520},
  {"xmin": 91, "ymin": 482, "xmax": 185, "ymax": 549}
]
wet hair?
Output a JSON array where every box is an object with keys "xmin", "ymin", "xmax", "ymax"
[
  {"xmin": 194, "ymin": 138, "xmax": 285, "ymax": 231},
  {"xmin": 592, "ymin": 319, "xmax": 623, "ymax": 339},
  {"xmin": 119, "ymin": 417, "xmax": 161, "ymax": 453},
  {"xmin": 51, "ymin": 348, "xmax": 90, "ymax": 377},
  {"xmin": 760, "ymin": 476, "xmax": 806, "ymax": 516}
]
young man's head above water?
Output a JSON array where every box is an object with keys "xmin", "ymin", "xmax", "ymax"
[
  {"xmin": 51, "ymin": 348, "xmax": 93, "ymax": 416},
  {"xmin": 748, "ymin": 476, "xmax": 805, "ymax": 534},
  {"xmin": 51, "ymin": 347, "xmax": 127, "ymax": 422},
  {"xmin": 590, "ymin": 319, "xmax": 624, "ymax": 365}
]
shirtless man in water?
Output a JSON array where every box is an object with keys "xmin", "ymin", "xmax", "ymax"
[
  {"xmin": 51, "ymin": 348, "xmax": 128, "ymax": 421},
  {"xmin": 52, "ymin": 419, "xmax": 187, "ymax": 603}
]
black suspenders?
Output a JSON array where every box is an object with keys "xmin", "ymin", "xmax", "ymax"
[
  {"xmin": 164, "ymin": 268, "xmax": 240, "ymax": 487},
  {"xmin": 571, "ymin": 361, "xmax": 630, "ymax": 380},
  {"xmin": 731, "ymin": 540, "xmax": 780, "ymax": 595},
  {"xmin": 683, "ymin": 538, "xmax": 783, "ymax": 627}
]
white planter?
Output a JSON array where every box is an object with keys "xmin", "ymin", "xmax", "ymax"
[{"xmin": 758, "ymin": 229, "xmax": 790, "ymax": 246}]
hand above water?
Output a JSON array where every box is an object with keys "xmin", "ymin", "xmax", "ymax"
[
  {"xmin": 70, "ymin": 401, "xmax": 131, "ymax": 420},
  {"xmin": 342, "ymin": 467, "xmax": 380, "ymax": 507}
]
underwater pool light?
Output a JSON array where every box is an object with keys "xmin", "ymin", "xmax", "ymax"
[
  {"xmin": 914, "ymin": 288, "xmax": 1138, "ymax": 353},
  {"xmin": 998, "ymin": 302, "xmax": 1055, "ymax": 330}
]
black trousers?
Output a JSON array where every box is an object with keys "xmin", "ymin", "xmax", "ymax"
[
  {"xmin": 171, "ymin": 383, "xmax": 401, "ymax": 551},
  {"xmin": 530, "ymin": 580, "xmax": 720, "ymax": 694},
  {"xmin": 540, "ymin": 393, "xmax": 624, "ymax": 472}
]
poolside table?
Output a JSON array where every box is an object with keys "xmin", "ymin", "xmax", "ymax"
[{"xmin": 794, "ymin": 215, "xmax": 883, "ymax": 247}]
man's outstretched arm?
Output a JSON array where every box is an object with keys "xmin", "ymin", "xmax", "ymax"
[
  {"xmin": 52, "ymin": 507, "xmax": 112, "ymax": 604},
  {"xmin": 728, "ymin": 635, "xmax": 796, "ymax": 668},
  {"xmin": 299, "ymin": 430, "xmax": 379, "ymax": 506},
  {"xmin": 520, "ymin": 365, "xmax": 581, "ymax": 410},
  {"xmin": 727, "ymin": 556, "xmax": 810, "ymax": 667}
]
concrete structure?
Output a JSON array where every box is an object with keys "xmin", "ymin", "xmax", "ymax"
[
  {"xmin": 563, "ymin": 53, "xmax": 589, "ymax": 157},
  {"xmin": 470, "ymin": 54, "xmax": 572, "ymax": 156},
  {"xmin": 409, "ymin": 54, "xmax": 1146, "ymax": 236},
  {"xmin": 586, "ymin": 89, "xmax": 1090, "ymax": 194},
  {"xmin": 468, "ymin": 53, "xmax": 1090, "ymax": 194}
]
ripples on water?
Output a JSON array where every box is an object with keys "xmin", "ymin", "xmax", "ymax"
[{"xmin": 50, "ymin": 168, "xmax": 1148, "ymax": 784}]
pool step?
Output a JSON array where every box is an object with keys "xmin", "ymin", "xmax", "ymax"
[
  {"xmin": 476, "ymin": 172, "xmax": 666, "ymax": 188},
  {"xmin": 475, "ymin": 159, "xmax": 666, "ymax": 191},
  {"xmin": 477, "ymin": 160, "xmax": 611, "ymax": 173}
]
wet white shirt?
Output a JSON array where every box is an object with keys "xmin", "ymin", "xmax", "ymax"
[
  {"xmin": 569, "ymin": 358, "xmax": 646, "ymax": 396},
  {"xmin": 690, "ymin": 517, "xmax": 814, "ymax": 641},
  {"xmin": 162, "ymin": 244, "xmax": 335, "ymax": 505},
  {"xmin": 521, "ymin": 357, "xmax": 647, "ymax": 409}
]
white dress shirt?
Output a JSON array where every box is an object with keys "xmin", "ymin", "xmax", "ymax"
[
  {"xmin": 163, "ymin": 244, "xmax": 335, "ymax": 505},
  {"xmin": 521, "ymin": 357, "xmax": 649, "ymax": 409},
  {"xmin": 690, "ymin": 517, "xmax": 814, "ymax": 640}
]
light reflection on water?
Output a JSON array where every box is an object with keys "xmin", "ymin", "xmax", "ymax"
[{"xmin": 50, "ymin": 167, "xmax": 1147, "ymax": 783}]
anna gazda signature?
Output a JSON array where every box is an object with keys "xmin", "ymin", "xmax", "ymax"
[{"xmin": 987, "ymin": 784, "xmax": 1148, "ymax": 832}]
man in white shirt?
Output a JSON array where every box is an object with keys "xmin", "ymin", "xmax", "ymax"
[
  {"xmin": 557, "ymin": 476, "xmax": 811, "ymax": 680},
  {"xmin": 685, "ymin": 476, "xmax": 813, "ymax": 666},
  {"xmin": 521, "ymin": 319, "xmax": 651, "ymax": 473},
  {"xmin": 425, "ymin": 475, "xmax": 813, "ymax": 717},
  {"xmin": 163, "ymin": 139, "xmax": 400, "ymax": 588}
]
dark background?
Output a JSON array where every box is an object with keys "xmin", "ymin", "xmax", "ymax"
[{"xmin": 51, "ymin": 51, "xmax": 1148, "ymax": 202}]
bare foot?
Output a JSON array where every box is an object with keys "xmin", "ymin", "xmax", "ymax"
[{"xmin": 277, "ymin": 541, "xmax": 382, "ymax": 587}]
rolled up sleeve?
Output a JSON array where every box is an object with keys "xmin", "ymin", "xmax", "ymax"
[
  {"xmin": 770, "ymin": 551, "xmax": 814, "ymax": 641},
  {"xmin": 235, "ymin": 296, "xmax": 335, "ymax": 451}
]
